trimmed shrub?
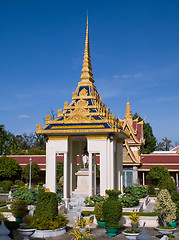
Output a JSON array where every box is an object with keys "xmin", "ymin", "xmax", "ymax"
[
  {"xmin": 158, "ymin": 177, "xmax": 177, "ymax": 194},
  {"xmin": 171, "ymin": 191, "xmax": 179, "ymax": 203},
  {"xmin": 26, "ymin": 213, "xmax": 68, "ymax": 230},
  {"xmin": 35, "ymin": 192, "xmax": 58, "ymax": 220},
  {"xmin": 176, "ymin": 201, "xmax": 179, "ymax": 219},
  {"xmin": 154, "ymin": 189, "xmax": 177, "ymax": 227},
  {"xmin": 10, "ymin": 199, "xmax": 28, "ymax": 218},
  {"xmin": 14, "ymin": 180, "xmax": 25, "ymax": 188},
  {"xmin": 103, "ymin": 190, "xmax": 122, "ymax": 227},
  {"xmin": 147, "ymin": 184, "xmax": 156, "ymax": 196},
  {"xmin": 2, "ymin": 181, "xmax": 13, "ymax": 192},
  {"xmin": 94, "ymin": 201, "xmax": 105, "ymax": 222}
]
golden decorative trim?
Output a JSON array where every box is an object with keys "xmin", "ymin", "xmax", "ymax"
[
  {"xmin": 48, "ymin": 136, "xmax": 69, "ymax": 141},
  {"xmin": 86, "ymin": 135, "xmax": 108, "ymax": 140}
]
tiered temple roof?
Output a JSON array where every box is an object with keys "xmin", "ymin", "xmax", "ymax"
[
  {"xmin": 120, "ymin": 99, "xmax": 144, "ymax": 164},
  {"xmin": 36, "ymin": 17, "xmax": 127, "ymax": 137}
]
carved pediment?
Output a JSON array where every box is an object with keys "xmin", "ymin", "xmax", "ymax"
[
  {"xmin": 64, "ymin": 113, "xmax": 89, "ymax": 123},
  {"xmin": 76, "ymin": 99, "xmax": 89, "ymax": 108},
  {"xmin": 79, "ymin": 88, "xmax": 88, "ymax": 97}
]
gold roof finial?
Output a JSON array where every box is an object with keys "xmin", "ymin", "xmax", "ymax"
[
  {"xmin": 125, "ymin": 98, "xmax": 132, "ymax": 119},
  {"xmin": 80, "ymin": 13, "xmax": 94, "ymax": 83}
]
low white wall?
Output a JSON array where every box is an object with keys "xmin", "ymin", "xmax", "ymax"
[{"xmin": 119, "ymin": 215, "xmax": 158, "ymax": 228}]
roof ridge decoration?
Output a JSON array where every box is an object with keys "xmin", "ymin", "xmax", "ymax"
[
  {"xmin": 36, "ymin": 17, "xmax": 128, "ymax": 136},
  {"xmin": 80, "ymin": 14, "xmax": 94, "ymax": 84}
]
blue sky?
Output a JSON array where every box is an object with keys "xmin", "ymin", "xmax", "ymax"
[{"xmin": 0, "ymin": 0, "xmax": 179, "ymax": 144}]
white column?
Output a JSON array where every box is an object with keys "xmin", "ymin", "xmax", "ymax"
[
  {"xmin": 46, "ymin": 142, "xmax": 56, "ymax": 193},
  {"xmin": 89, "ymin": 152, "xmax": 93, "ymax": 196},
  {"xmin": 63, "ymin": 152, "xmax": 68, "ymax": 199},
  {"xmin": 69, "ymin": 139, "xmax": 73, "ymax": 195},
  {"xmin": 93, "ymin": 154, "xmax": 96, "ymax": 195},
  {"xmin": 133, "ymin": 166, "xmax": 138, "ymax": 186},
  {"xmin": 142, "ymin": 172, "xmax": 145, "ymax": 185},
  {"xmin": 117, "ymin": 141, "xmax": 123, "ymax": 193},
  {"xmin": 107, "ymin": 138, "xmax": 110, "ymax": 189},
  {"xmin": 110, "ymin": 140, "xmax": 115, "ymax": 189},
  {"xmin": 176, "ymin": 173, "xmax": 178, "ymax": 187},
  {"xmin": 79, "ymin": 141, "xmax": 82, "ymax": 169}
]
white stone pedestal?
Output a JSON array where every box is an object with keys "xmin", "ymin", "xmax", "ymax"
[{"xmin": 72, "ymin": 170, "xmax": 90, "ymax": 197}]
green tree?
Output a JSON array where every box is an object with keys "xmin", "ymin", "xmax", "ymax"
[
  {"xmin": 133, "ymin": 113, "xmax": 157, "ymax": 153},
  {"xmin": 156, "ymin": 137, "xmax": 173, "ymax": 151},
  {"xmin": 146, "ymin": 165, "xmax": 170, "ymax": 181},
  {"xmin": 56, "ymin": 162, "xmax": 63, "ymax": 181},
  {"xmin": 0, "ymin": 157, "xmax": 21, "ymax": 180},
  {"xmin": 22, "ymin": 162, "xmax": 40, "ymax": 181}
]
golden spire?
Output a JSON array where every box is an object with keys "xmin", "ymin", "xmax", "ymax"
[
  {"xmin": 125, "ymin": 98, "xmax": 132, "ymax": 119},
  {"xmin": 80, "ymin": 14, "xmax": 94, "ymax": 83}
]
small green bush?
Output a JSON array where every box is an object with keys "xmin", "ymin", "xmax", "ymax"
[
  {"xmin": 14, "ymin": 180, "xmax": 25, "ymax": 188},
  {"xmin": 84, "ymin": 195, "xmax": 106, "ymax": 207},
  {"xmin": 2, "ymin": 181, "xmax": 13, "ymax": 192},
  {"xmin": 119, "ymin": 194, "xmax": 139, "ymax": 207},
  {"xmin": 81, "ymin": 211, "xmax": 94, "ymax": 217},
  {"xmin": 12, "ymin": 187, "xmax": 42, "ymax": 204},
  {"xmin": 171, "ymin": 191, "xmax": 179, "ymax": 203},
  {"xmin": 10, "ymin": 199, "xmax": 28, "ymax": 218},
  {"xmin": 26, "ymin": 213, "xmax": 68, "ymax": 230},
  {"xmin": 124, "ymin": 186, "xmax": 147, "ymax": 199},
  {"xmin": 103, "ymin": 190, "xmax": 122, "ymax": 227},
  {"xmin": 35, "ymin": 192, "xmax": 58, "ymax": 220},
  {"xmin": 147, "ymin": 185, "xmax": 156, "ymax": 195},
  {"xmin": 94, "ymin": 201, "xmax": 105, "ymax": 222},
  {"xmin": 158, "ymin": 177, "xmax": 177, "ymax": 194},
  {"xmin": 176, "ymin": 201, "xmax": 179, "ymax": 219}
]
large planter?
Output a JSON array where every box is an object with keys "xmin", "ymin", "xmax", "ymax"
[
  {"xmin": 16, "ymin": 217, "xmax": 22, "ymax": 223},
  {"xmin": 169, "ymin": 222, "xmax": 177, "ymax": 228},
  {"xmin": 18, "ymin": 228, "xmax": 36, "ymax": 240},
  {"xmin": 31, "ymin": 227, "xmax": 66, "ymax": 238},
  {"xmin": 155, "ymin": 227, "xmax": 176, "ymax": 235},
  {"xmin": 97, "ymin": 221, "xmax": 105, "ymax": 227},
  {"xmin": 105, "ymin": 226, "xmax": 118, "ymax": 237},
  {"xmin": 122, "ymin": 231, "xmax": 140, "ymax": 240}
]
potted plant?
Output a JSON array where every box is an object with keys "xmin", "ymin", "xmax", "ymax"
[
  {"xmin": 18, "ymin": 226, "xmax": 36, "ymax": 240},
  {"xmin": 10, "ymin": 199, "xmax": 28, "ymax": 223},
  {"xmin": 103, "ymin": 189, "xmax": 122, "ymax": 237},
  {"xmin": 69, "ymin": 228, "xmax": 95, "ymax": 239},
  {"xmin": 154, "ymin": 189, "xmax": 177, "ymax": 235},
  {"xmin": 25, "ymin": 192, "xmax": 68, "ymax": 238},
  {"xmin": 129, "ymin": 210, "xmax": 140, "ymax": 228},
  {"xmin": 122, "ymin": 229, "xmax": 140, "ymax": 240},
  {"xmin": 94, "ymin": 201, "xmax": 105, "ymax": 227},
  {"xmin": 74, "ymin": 217, "xmax": 92, "ymax": 232}
]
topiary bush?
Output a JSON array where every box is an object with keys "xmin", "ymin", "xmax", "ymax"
[
  {"xmin": 26, "ymin": 213, "xmax": 68, "ymax": 230},
  {"xmin": 94, "ymin": 201, "xmax": 105, "ymax": 222},
  {"xmin": 103, "ymin": 190, "xmax": 122, "ymax": 227},
  {"xmin": 10, "ymin": 199, "xmax": 28, "ymax": 218},
  {"xmin": 171, "ymin": 191, "xmax": 179, "ymax": 203},
  {"xmin": 35, "ymin": 192, "xmax": 58, "ymax": 220},
  {"xmin": 154, "ymin": 189, "xmax": 177, "ymax": 227},
  {"xmin": 147, "ymin": 184, "xmax": 156, "ymax": 196},
  {"xmin": 2, "ymin": 181, "xmax": 13, "ymax": 192},
  {"xmin": 158, "ymin": 177, "xmax": 177, "ymax": 194}
]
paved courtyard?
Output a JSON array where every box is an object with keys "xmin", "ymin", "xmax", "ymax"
[{"xmin": 13, "ymin": 225, "xmax": 179, "ymax": 240}]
